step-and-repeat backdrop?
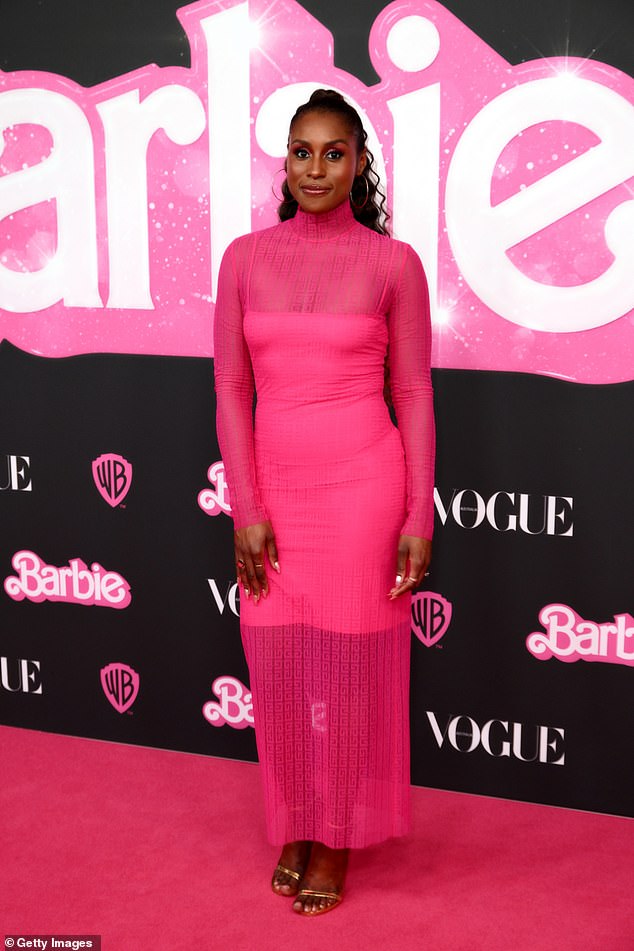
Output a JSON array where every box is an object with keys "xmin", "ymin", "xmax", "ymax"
[{"xmin": 1, "ymin": 0, "xmax": 632, "ymax": 817}]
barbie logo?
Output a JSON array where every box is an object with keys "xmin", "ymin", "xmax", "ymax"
[
  {"xmin": 101, "ymin": 662, "xmax": 140, "ymax": 713},
  {"xmin": 4, "ymin": 550, "xmax": 131, "ymax": 608},
  {"xmin": 526, "ymin": 604, "xmax": 634, "ymax": 668},
  {"xmin": 0, "ymin": 0, "xmax": 632, "ymax": 383},
  {"xmin": 92, "ymin": 452, "xmax": 132, "ymax": 507},
  {"xmin": 411, "ymin": 591, "xmax": 452, "ymax": 646},
  {"xmin": 202, "ymin": 675, "xmax": 254, "ymax": 728},
  {"xmin": 198, "ymin": 460, "xmax": 232, "ymax": 516}
]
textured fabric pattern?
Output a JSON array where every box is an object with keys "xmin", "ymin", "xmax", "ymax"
[{"xmin": 214, "ymin": 201, "xmax": 435, "ymax": 848}]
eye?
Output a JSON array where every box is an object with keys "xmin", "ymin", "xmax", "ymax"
[
  {"xmin": 326, "ymin": 149, "xmax": 344, "ymax": 160},
  {"xmin": 293, "ymin": 147, "xmax": 310, "ymax": 159}
]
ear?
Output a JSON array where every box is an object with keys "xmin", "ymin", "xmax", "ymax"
[{"xmin": 356, "ymin": 149, "xmax": 367, "ymax": 176}]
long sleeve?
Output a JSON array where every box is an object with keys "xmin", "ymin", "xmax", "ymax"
[
  {"xmin": 387, "ymin": 244, "xmax": 436, "ymax": 539},
  {"xmin": 213, "ymin": 239, "xmax": 268, "ymax": 529}
]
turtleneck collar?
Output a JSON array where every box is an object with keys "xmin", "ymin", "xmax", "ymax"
[{"xmin": 286, "ymin": 200, "xmax": 357, "ymax": 240}]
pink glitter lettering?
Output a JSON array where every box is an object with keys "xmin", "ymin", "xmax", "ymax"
[{"xmin": 0, "ymin": 0, "xmax": 631, "ymax": 383}]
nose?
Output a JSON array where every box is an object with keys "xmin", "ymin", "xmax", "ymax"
[{"xmin": 307, "ymin": 155, "xmax": 325, "ymax": 178}]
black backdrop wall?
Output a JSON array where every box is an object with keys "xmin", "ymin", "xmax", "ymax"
[{"xmin": 1, "ymin": 0, "xmax": 632, "ymax": 817}]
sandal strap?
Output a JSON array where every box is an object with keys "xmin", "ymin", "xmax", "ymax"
[
  {"xmin": 274, "ymin": 864, "xmax": 302, "ymax": 883},
  {"xmin": 297, "ymin": 888, "xmax": 342, "ymax": 903}
]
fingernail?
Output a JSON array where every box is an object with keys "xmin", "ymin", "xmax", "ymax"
[{"xmin": 274, "ymin": 561, "xmax": 280, "ymax": 573}]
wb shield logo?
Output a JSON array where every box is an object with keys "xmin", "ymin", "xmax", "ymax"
[
  {"xmin": 411, "ymin": 592, "xmax": 453, "ymax": 647},
  {"xmin": 92, "ymin": 453, "xmax": 132, "ymax": 507},
  {"xmin": 101, "ymin": 662, "xmax": 139, "ymax": 713}
]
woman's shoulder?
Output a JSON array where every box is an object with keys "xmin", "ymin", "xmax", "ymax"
[
  {"xmin": 385, "ymin": 236, "xmax": 426, "ymax": 279},
  {"xmin": 384, "ymin": 233, "xmax": 419, "ymax": 257},
  {"xmin": 364, "ymin": 234, "xmax": 427, "ymax": 303},
  {"xmin": 223, "ymin": 220, "xmax": 290, "ymax": 262},
  {"xmin": 361, "ymin": 228, "xmax": 422, "ymax": 270},
  {"xmin": 356, "ymin": 223, "xmax": 412, "ymax": 251}
]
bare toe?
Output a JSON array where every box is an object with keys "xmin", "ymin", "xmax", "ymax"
[
  {"xmin": 271, "ymin": 841, "xmax": 312, "ymax": 897},
  {"xmin": 293, "ymin": 891, "xmax": 340, "ymax": 916},
  {"xmin": 292, "ymin": 842, "xmax": 347, "ymax": 916}
]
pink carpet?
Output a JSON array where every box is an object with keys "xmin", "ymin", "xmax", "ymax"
[{"xmin": 1, "ymin": 726, "xmax": 632, "ymax": 950}]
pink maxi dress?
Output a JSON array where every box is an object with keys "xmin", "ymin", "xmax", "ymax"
[{"xmin": 214, "ymin": 201, "xmax": 435, "ymax": 849}]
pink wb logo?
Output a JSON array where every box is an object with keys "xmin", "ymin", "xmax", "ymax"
[
  {"xmin": 411, "ymin": 592, "xmax": 453, "ymax": 647},
  {"xmin": 101, "ymin": 662, "xmax": 139, "ymax": 713},
  {"xmin": 92, "ymin": 453, "xmax": 132, "ymax": 507}
]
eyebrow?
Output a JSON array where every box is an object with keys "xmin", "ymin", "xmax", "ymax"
[{"xmin": 290, "ymin": 138, "xmax": 349, "ymax": 147}]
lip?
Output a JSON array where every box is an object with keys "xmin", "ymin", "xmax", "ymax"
[{"xmin": 300, "ymin": 185, "xmax": 331, "ymax": 195}]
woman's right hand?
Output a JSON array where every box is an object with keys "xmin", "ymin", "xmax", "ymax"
[{"xmin": 234, "ymin": 521, "xmax": 280, "ymax": 603}]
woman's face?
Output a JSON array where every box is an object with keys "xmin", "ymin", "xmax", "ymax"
[{"xmin": 286, "ymin": 110, "xmax": 367, "ymax": 215}]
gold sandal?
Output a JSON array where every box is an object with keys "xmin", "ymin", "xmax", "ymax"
[
  {"xmin": 271, "ymin": 864, "xmax": 303, "ymax": 896},
  {"xmin": 293, "ymin": 888, "xmax": 343, "ymax": 916}
]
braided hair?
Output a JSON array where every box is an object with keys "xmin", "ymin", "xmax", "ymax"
[{"xmin": 277, "ymin": 89, "xmax": 390, "ymax": 236}]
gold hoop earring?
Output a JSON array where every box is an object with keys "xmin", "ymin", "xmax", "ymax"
[
  {"xmin": 271, "ymin": 168, "xmax": 288, "ymax": 203},
  {"xmin": 350, "ymin": 175, "xmax": 369, "ymax": 211}
]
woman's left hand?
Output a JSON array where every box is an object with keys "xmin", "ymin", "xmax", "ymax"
[{"xmin": 389, "ymin": 535, "xmax": 432, "ymax": 599}]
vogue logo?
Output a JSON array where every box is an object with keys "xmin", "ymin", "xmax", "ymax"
[
  {"xmin": 92, "ymin": 453, "xmax": 132, "ymax": 507},
  {"xmin": 0, "ymin": 0, "xmax": 631, "ymax": 384},
  {"xmin": 202, "ymin": 675, "xmax": 253, "ymax": 729},
  {"xmin": 434, "ymin": 488, "xmax": 573, "ymax": 536},
  {"xmin": 427, "ymin": 711, "xmax": 565, "ymax": 765},
  {"xmin": 207, "ymin": 578, "xmax": 239, "ymax": 616},
  {"xmin": 4, "ymin": 550, "xmax": 132, "ymax": 608},
  {"xmin": 101, "ymin": 662, "xmax": 140, "ymax": 713},
  {"xmin": 1, "ymin": 656, "xmax": 42, "ymax": 694},
  {"xmin": 526, "ymin": 604, "xmax": 634, "ymax": 668},
  {"xmin": 0, "ymin": 454, "xmax": 32, "ymax": 491},
  {"xmin": 411, "ymin": 591, "xmax": 452, "ymax": 646},
  {"xmin": 198, "ymin": 461, "xmax": 231, "ymax": 517}
]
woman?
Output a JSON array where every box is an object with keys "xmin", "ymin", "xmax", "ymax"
[{"xmin": 214, "ymin": 89, "xmax": 435, "ymax": 916}]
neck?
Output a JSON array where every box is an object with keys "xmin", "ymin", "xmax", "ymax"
[{"xmin": 288, "ymin": 200, "xmax": 356, "ymax": 239}]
